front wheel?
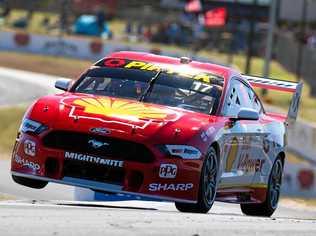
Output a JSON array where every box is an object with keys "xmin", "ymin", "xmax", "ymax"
[
  {"xmin": 175, "ymin": 146, "xmax": 218, "ymax": 213},
  {"xmin": 240, "ymin": 157, "xmax": 283, "ymax": 217}
]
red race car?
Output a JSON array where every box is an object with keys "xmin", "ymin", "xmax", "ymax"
[{"xmin": 11, "ymin": 51, "xmax": 303, "ymax": 216}]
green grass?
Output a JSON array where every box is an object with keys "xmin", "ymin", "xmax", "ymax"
[
  {"xmin": 281, "ymin": 198, "xmax": 316, "ymax": 208},
  {"xmin": 0, "ymin": 193, "xmax": 15, "ymax": 201},
  {"xmin": 0, "ymin": 106, "xmax": 26, "ymax": 157},
  {"xmin": 2, "ymin": 9, "xmax": 59, "ymax": 34},
  {"xmin": 0, "ymin": 51, "xmax": 91, "ymax": 78}
]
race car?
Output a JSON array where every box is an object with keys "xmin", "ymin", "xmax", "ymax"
[{"xmin": 11, "ymin": 51, "xmax": 303, "ymax": 216}]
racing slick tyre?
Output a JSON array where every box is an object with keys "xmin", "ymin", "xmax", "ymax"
[
  {"xmin": 240, "ymin": 157, "xmax": 283, "ymax": 217},
  {"xmin": 12, "ymin": 175, "xmax": 48, "ymax": 189},
  {"xmin": 175, "ymin": 146, "xmax": 218, "ymax": 213}
]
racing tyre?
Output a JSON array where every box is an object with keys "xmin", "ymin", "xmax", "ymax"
[
  {"xmin": 240, "ymin": 157, "xmax": 283, "ymax": 217},
  {"xmin": 12, "ymin": 175, "xmax": 48, "ymax": 189},
  {"xmin": 175, "ymin": 146, "xmax": 218, "ymax": 213}
]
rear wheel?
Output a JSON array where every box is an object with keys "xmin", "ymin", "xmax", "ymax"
[
  {"xmin": 175, "ymin": 147, "xmax": 218, "ymax": 213},
  {"xmin": 12, "ymin": 175, "xmax": 48, "ymax": 189},
  {"xmin": 240, "ymin": 157, "xmax": 283, "ymax": 217}
]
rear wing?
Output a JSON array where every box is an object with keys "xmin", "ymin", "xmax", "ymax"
[{"xmin": 243, "ymin": 75, "xmax": 303, "ymax": 125}]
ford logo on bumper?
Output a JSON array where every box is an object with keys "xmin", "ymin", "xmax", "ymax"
[{"xmin": 88, "ymin": 139, "xmax": 109, "ymax": 149}]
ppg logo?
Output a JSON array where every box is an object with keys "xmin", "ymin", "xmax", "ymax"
[
  {"xmin": 24, "ymin": 140, "xmax": 36, "ymax": 157},
  {"xmin": 159, "ymin": 164, "xmax": 177, "ymax": 179}
]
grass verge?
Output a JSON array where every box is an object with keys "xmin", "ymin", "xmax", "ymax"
[
  {"xmin": 0, "ymin": 106, "xmax": 26, "ymax": 160},
  {"xmin": 281, "ymin": 198, "xmax": 316, "ymax": 209},
  {"xmin": 0, "ymin": 51, "xmax": 91, "ymax": 79},
  {"xmin": 0, "ymin": 193, "xmax": 15, "ymax": 201}
]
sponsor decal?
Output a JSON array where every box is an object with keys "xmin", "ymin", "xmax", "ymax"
[
  {"xmin": 71, "ymin": 97, "xmax": 177, "ymax": 121},
  {"xmin": 24, "ymin": 140, "xmax": 36, "ymax": 157},
  {"xmin": 64, "ymin": 152, "xmax": 123, "ymax": 167},
  {"xmin": 88, "ymin": 139, "xmax": 109, "ymax": 149},
  {"xmin": 14, "ymin": 32, "xmax": 30, "ymax": 46},
  {"xmin": 14, "ymin": 155, "xmax": 40, "ymax": 171},
  {"xmin": 101, "ymin": 58, "xmax": 224, "ymax": 85},
  {"xmin": 104, "ymin": 58, "xmax": 127, "ymax": 68},
  {"xmin": 200, "ymin": 127, "xmax": 216, "ymax": 142},
  {"xmin": 62, "ymin": 96, "xmax": 181, "ymax": 129},
  {"xmin": 43, "ymin": 40, "xmax": 77, "ymax": 53},
  {"xmin": 237, "ymin": 154, "xmax": 265, "ymax": 173},
  {"xmin": 288, "ymin": 83, "xmax": 302, "ymax": 120},
  {"xmin": 242, "ymin": 136, "xmax": 252, "ymax": 151},
  {"xmin": 149, "ymin": 183, "xmax": 193, "ymax": 191},
  {"xmin": 124, "ymin": 61, "xmax": 215, "ymax": 84},
  {"xmin": 298, "ymin": 169, "xmax": 314, "ymax": 190},
  {"xmin": 225, "ymin": 137, "xmax": 239, "ymax": 172},
  {"xmin": 90, "ymin": 40, "xmax": 103, "ymax": 54},
  {"xmin": 263, "ymin": 139, "xmax": 270, "ymax": 154},
  {"xmin": 90, "ymin": 127, "xmax": 111, "ymax": 135},
  {"xmin": 73, "ymin": 98, "xmax": 169, "ymax": 119},
  {"xmin": 159, "ymin": 164, "xmax": 177, "ymax": 179}
]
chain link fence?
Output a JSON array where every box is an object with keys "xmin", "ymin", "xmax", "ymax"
[{"xmin": 275, "ymin": 32, "xmax": 316, "ymax": 95}]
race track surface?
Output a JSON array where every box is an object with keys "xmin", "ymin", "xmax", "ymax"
[
  {"xmin": 0, "ymin": 200, "xmax": 315, "ymax": 236},
  {"xmin": 0, "ymin": 67, "xmax": 316, "ymax": 236},
  {"xmin": 0, "ymin": 67, "xmax": 58, "ymax": 107}
]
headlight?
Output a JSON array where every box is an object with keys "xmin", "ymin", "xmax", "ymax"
[
  {"xmin": 20, "ymin": 118, "xmax": 48, "ymax": 135},
  {"xmin": 159, "ymin": 145, "xmax": 202, "ymax": 160}
]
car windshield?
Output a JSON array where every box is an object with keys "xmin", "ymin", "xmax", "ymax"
[{"xmin": 72, "ymin": 67, "xmax": 223, "ymax": 115}]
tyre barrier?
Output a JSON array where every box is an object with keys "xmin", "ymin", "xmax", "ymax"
[{"xmin": 282, "ymin": 160, "xmax": 316, "ymax": 198}]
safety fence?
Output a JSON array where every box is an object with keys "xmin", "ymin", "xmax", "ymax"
[
  {"xmin": 287, "ymin": 121, "xmax": 316, "ymax": 165},
  {"xmin": 0, "ymin": 30, "xmax": 197, "ymax": 62},
  {"xmin": 275, "ymin": 32, "xmax": 316, "ymax": 95},
  {"xmin": 282, "ymin": 158, "xmax": 316, "ymax": 198}
]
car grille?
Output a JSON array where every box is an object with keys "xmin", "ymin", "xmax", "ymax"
[
  {"xmin": 63, "ymin": 159, "xmax": 125, "ymax": 184},
  {"xmin": 42, "ymin": 131, "xmax": 154, "ymax": 163}
]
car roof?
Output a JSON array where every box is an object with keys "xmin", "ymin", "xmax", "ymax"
[{"xmin": 105, "ymin": 51, "xmax": 240, "ymax": 84}]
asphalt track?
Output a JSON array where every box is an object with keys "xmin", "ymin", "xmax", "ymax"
[
  {"xmin": 0, "ymin": 67, "xmax": 316, "ymax": 236},
  {"xmin": 0, "ymin": 67, "xmax": 59, "ymax": 107},
  {"xmin": 0, "ymin": 200, "xmax": 315, "ymax": 236}
]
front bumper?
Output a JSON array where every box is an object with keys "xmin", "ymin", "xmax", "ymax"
[{"xmin": 11, "ymin": 132, "xmax": 202, "ymax": 203}]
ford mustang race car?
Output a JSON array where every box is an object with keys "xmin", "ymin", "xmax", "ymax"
[{"xmin": 11, "ymin": 51, "xmax": 302, "ymax": 216}]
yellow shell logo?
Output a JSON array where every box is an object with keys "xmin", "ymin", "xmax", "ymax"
[
  {"xmin": 73, "ymin": 97, "xmax": 169, "ymax": 120},
  {"xmin": 225, "ymin": 137, "xmax": 239, "ymax": 172}
]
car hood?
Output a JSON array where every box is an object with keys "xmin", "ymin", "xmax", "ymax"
[{"xmin": 29, "ymin": 93, "xmax": 214, "ymax": 144}]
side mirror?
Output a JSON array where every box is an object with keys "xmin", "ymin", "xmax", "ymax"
[
  {"xmin": 236, "ymin": 108, "xmax": 259, "ymax": 121},
  {"xmin": 55, "ymin": 79, "xmax": 72, "ymax": 91},
  {"xmin": 229, "ymin": 108, "xmax": 259, "ymax": 122}
]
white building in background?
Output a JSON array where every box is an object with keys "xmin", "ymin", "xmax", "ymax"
[
  {"xmin": 200, "ymin": 0, "xmax": 316, "ymax": 22},
  {"xmin": 279, "ymin": 0, "xmax": 316, "ymax": 22}
]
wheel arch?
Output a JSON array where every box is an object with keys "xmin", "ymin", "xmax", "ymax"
[
  {"xmin": 210, "ymin": 141, "xmax": 221, "ymax": 166},
  {"xmin": 277, "ymin": 151, "xmax": 286, "ymax": 166}
]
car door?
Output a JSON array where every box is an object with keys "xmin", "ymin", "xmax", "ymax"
[
  {"xmin": 238, "ymin": 82, "xmax": 266, "ymax": 185},
  {"xmin": 246, "ymin": 87, "xmax": 274, "ymax": 185},
  {"xmin": 219, "ymin": 78, "xmax": 264, "ymax": 188}
]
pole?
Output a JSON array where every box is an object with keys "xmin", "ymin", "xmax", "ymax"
[
  {"xmin": 245, "ymin": 0, "xmax": 258, "ymax": 74},
  {"xmin": 296, "ymin": 0, "xmax": 308, "ymax": 81},
  {"xmin": 227, "ymin": 0, "xmax": 238, "ymax": 65},
  {"xmin": 262, "ymin": 0, "xmax": 278, "ymax": 96}
]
